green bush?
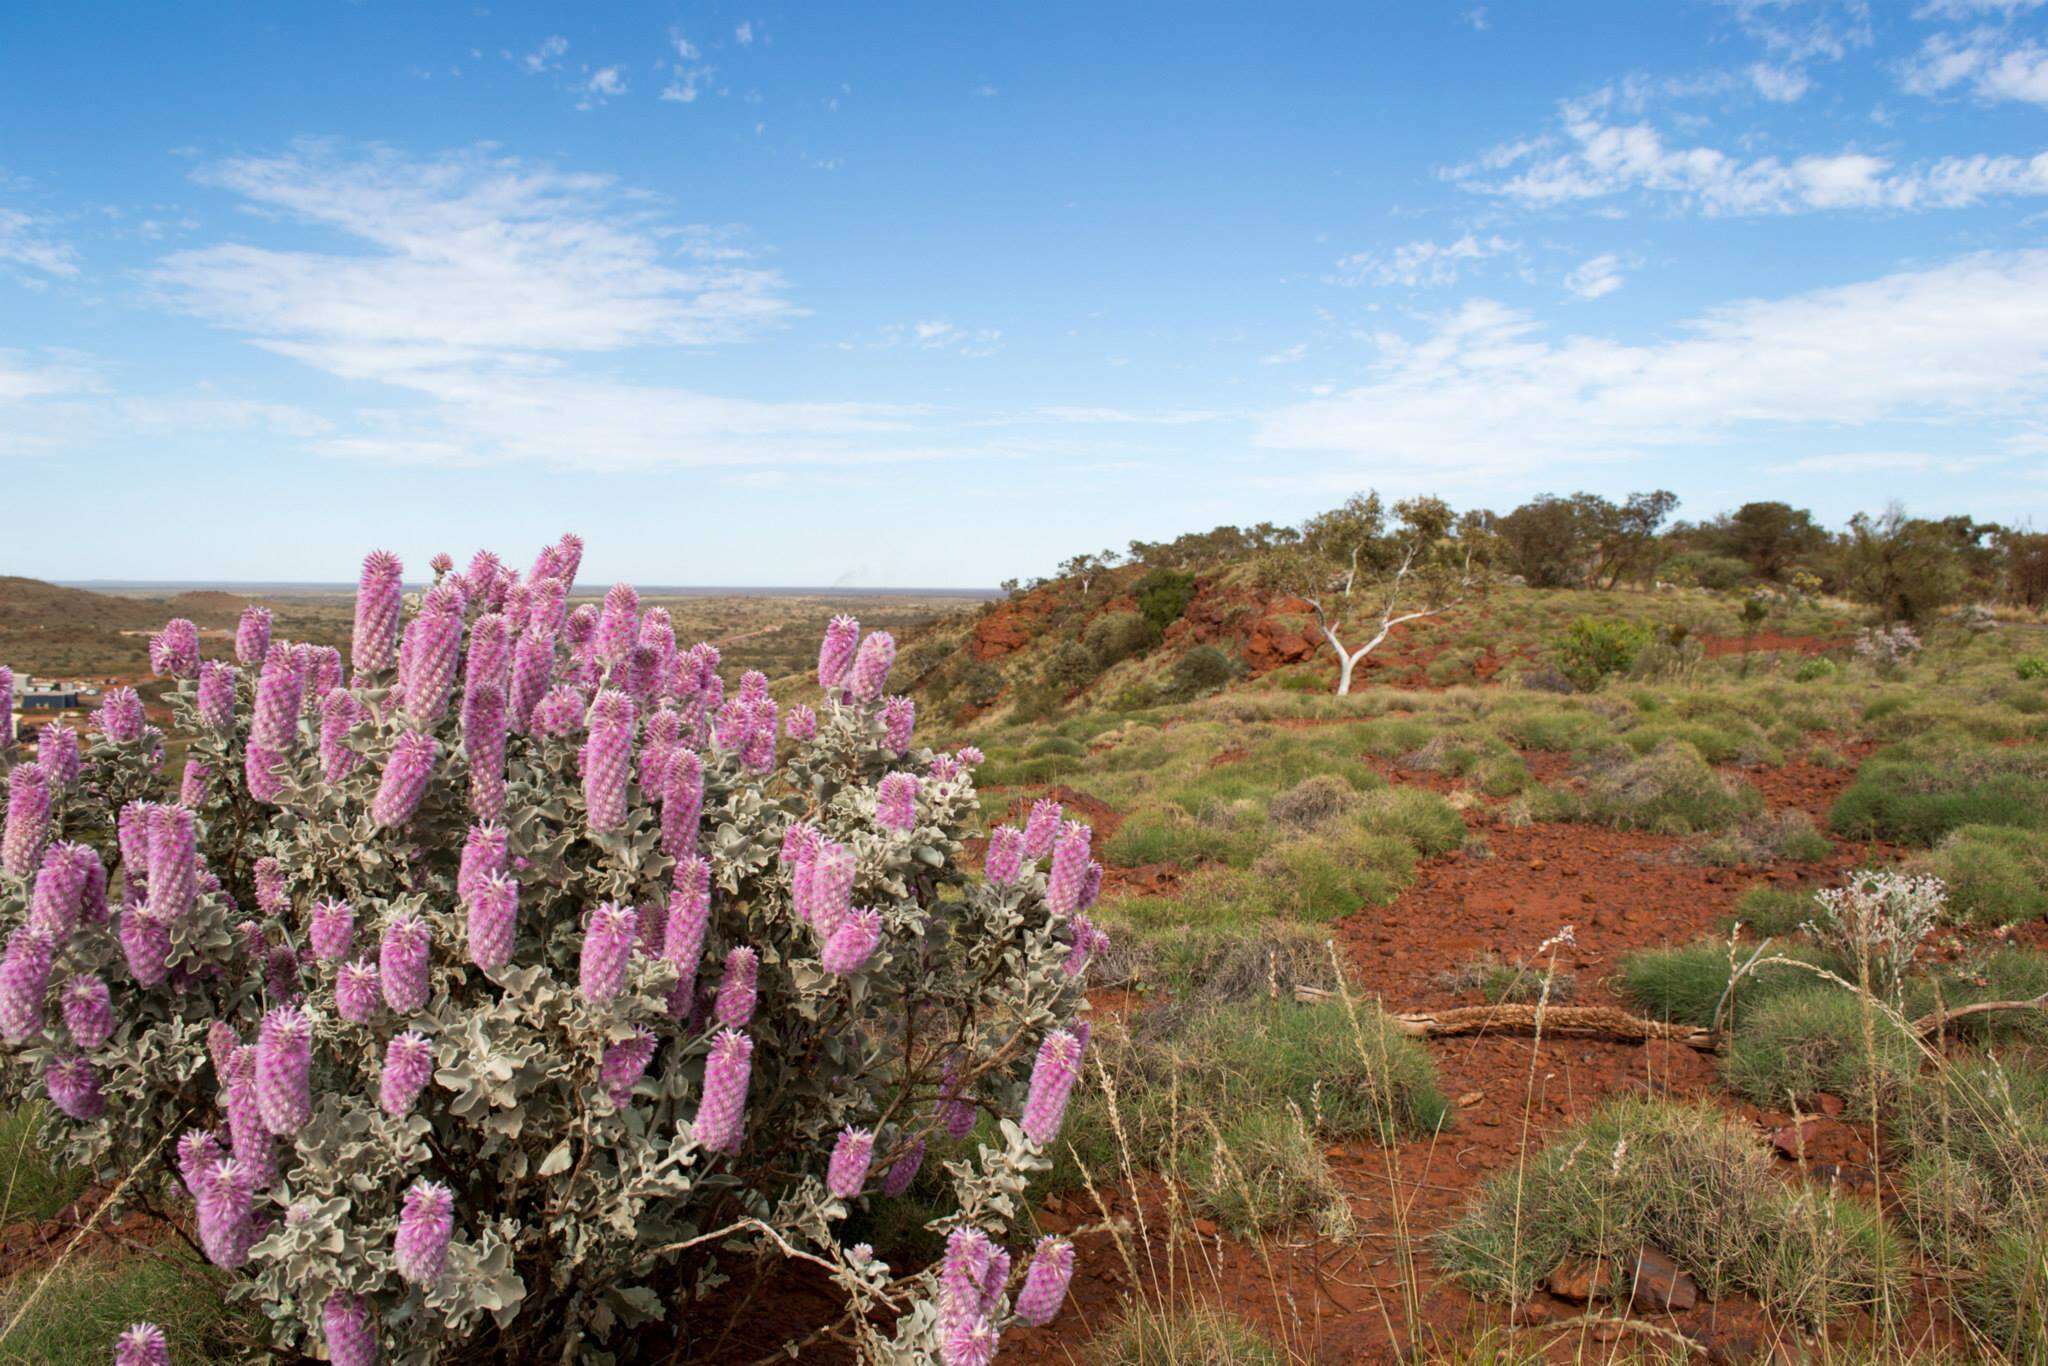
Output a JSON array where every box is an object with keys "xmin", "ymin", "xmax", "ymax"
[
  {"xmin": 1134, "ymin": 568, "xmax": 1199, "ymax": 631},
  {"xmin": 953, "ymin": 660, "xmax": 1006, "ymax": 707},
  {"xmin": 1576, "ymin": 740, "xmax": 1762, "ymax": 833},
  {"xmin": 2018, "ymin": 655, "xmax": 2048, "ymax": 682},
  {"xmin": 1830, "ymin": 744, "xmax": 2048, "ymax": 845},
  {"xmin": 1166, "ymin": 644, "xmax": 1237, "ymax": 701},
  {"xmin": 1039, "ymin": 638, "xmax": 1101, "ymax": 691},
  {"xmin": 1615, "ymin": 939, "xmax": 1834, "ymax": 1028},
  {"xmin": 1724, "ymin": 987, "xmax": 1922, "ymax": 1107},
  {"xmin": 1081, "ymin": 610, "xmax": 1161, "ymax": 667},
  {"xmin": 1922, "ymin": 824, "xmax": 2048, "ymax": 925},
  {"xmin": 1556, "ymin": 617, "xmax": 1655, "ymax": 691}
]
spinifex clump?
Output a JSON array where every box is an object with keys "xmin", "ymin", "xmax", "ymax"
[{"xmin": 0, "ymin": 536, "xmax": 1096, "ymax": 1365}]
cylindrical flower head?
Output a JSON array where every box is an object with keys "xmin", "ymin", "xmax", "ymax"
[
  {"xmin": 530, "ymin": 683, "xmax": 585, "ymax": 737},
  {"xmin": 322, "ymin": 1291, "xmax": 379, "ymax": 1366},
  {"xmin": 563, "ymin": 603, "xmax": 598, "ymax": 657},
  {"xmin": 1022, "ymin": 799, "xmax": 1064, "ymax": 861},
  {"xmin": 190, "ymin": 660, "xmax": 234, "ymax": 733},
  {"xmin": 309, "ymin": 646, "xmax": 344, "ymax": 702},
  {"xmin": 808, "ymin": 842, "xmax": 856, "ymax": 935},
  {"xmin": 196, "ymin": 1157, "xmax": 255, "ymax": 1270},
  {"xmin": 148, "ymin": 618, "xmax": 200, "ymax": 678},
  {"xmin": 119, "ymin": 910, "xmax": 170, "ymax": 988},
  {"xmin": 251, "ymin": 856, "xmax": 286, "ymax": 915},
  {"xmin": 401, "ymin": 607, "xmax": 462, "ymax": 727},
  {"xmin": 251, "ymin": 658, "xmax": 303, "ymax": 753},
  {"xmin": 784, "ymin": 703, "xmax": 817, "ymax": 741},
  {"xmin": 114, "ymin": 1323, "xmax": 171, "ymax": 1366},
  {"xmin": 1045, "ymin": 823, "xmax": 1093, "ymax": 918},
  {"xmin": 0, "ymin": 666, "xmax": 9, "ymax": 748},
  {"xmin": 940, "ymin": 1227, "xmax": 997, "ymax": 1326},
  {"xmin": 580, "ymin": 690, "xmax": 634, "ymax": 834},
  {"xmin": 881, "ymin": 695, "xmax": 916, "ymax": 753},
  {"xmin": 849, "ymin": 631, "xmax": 896, "ymax": 702},
  {"xmin": 1064, "ymin": 916, "xmax": 1110, "ymax": 978},
  {"xmin": 594, "ymin": 583, "xmax": 640, "ymax": 666},
  {"xmin": 255, "ymin": 1005, "xmax": 314, "ymax": 1136},
  {"xmin": 145, "ymin": 804, "xmax": 197, "ymax": 921},
  {"xmin": 713, "ymin": 946, "xmax": 757, "ymax": 1027},
  {"xmin": 1078, "ymin": 861, "xmax": 1104, "ymax": 914},
  {"xmin": 463, "ymin": 681, "xmax": 508, "ymax": 821},
  {"xmin": 62, "ymin": 974, "xmax": 113, "ymax": 1050},
  {"xmin": 370, "ymin": 732, "xmax": 439, "ymax": 828},
  {"xmin": 95, "ymin": 687, "xmax": 146, "ymax": 744},
  {"xmin": 821, "ymin": 908, "xmax": 882, "ymax": 975},
  {"xmin": 578, "ymin": 902, "xmax": 637, "ymax": 1003},
  {"xmin": 1022, "ymin": 1029, "xmax": 1084, "ymax": 1145},
  {"xmin": 464, "ymin": 612, "xmax": 511, "ymax": 694},
  {"xmin": 335, "ymin": 960, "xmax": 380, "ymax": 1023},
  {"xmin": 178, "ymin": 759, "xmax": 211, "ymax": 809},
  {"xmin": 692, "ymin": 1028, "xmax": 753, "ymax": 1153},
  {"xmin": 308, "ymin": 899, "xmax": 355, "ymax": 962},
  {"xmin": 78, "ymin": 851, "xmax": 108, "ymax": 926},
  {"xmin": 984, "ymin": 827, "xmax": 1024, "ymax": 886},
  {"xmin": 379, "ymin": 1030, "xmax": 434, "ymax": 1116},
  {"xmin": 379, "ymin": 915, "xmax": 432, "ymax": 1014},
  {"xmin": 508, "ymin": 627, "xmax": 555, "ymax": 732},
  {"xmin": 457, "ymin": 823, "xmax": 509, "ymax": 906},
  {"xmin": 741, "ymin": 697, "xmax": 777, "ymax": 773},
  {"xmin": 875, "ymin": 772, "xmax": 920, "ymax": 834},
  {"xmin": 659, "ymin": 749, "xmax": 703, "ymax": 858},
  {"xmin": 37, "ymin": 722, "xmax": 80, "ymax": 790},
  {"xmin": 177, "ymin": 1128, "xmax": 223, "ymax": 1197},
  {"xmin": 662, "ymin": 881, "xmax": 710, "ymax": 988},
  {"xmin": 246, "ymin": 737, "xmax": 286, "ymax": 802},
  {"xmin": 317, "ymin": 690, "xmax": 366, "ymax": 785},
  {"xmin": 206, "ymin": 1020, "xmax": 240, "ymax": 1077},
  {"xmin": 529, "ymin": 575, "xmax": 568, "ymax": 635},
  {"xmin": 826, "ymin": 1126, "xmax": 874, "ymax": 1199},
  {"xmin": 600, "ymin": 1026, "xmax": 657, "ymax": 1106},
  {"xmin": 29, "ymin": 843, "xmax": 88, "ymax": 940},
  {"xmin": 466, "ymin": 873, "xmax": 519, "ymax": 972},
  {"xmin": 554, "ymin": 533, "xmax": 585, "ymax": 589},
  {"xmin": 394, "ymin": 1180, "xmax": 455, "ymax": 1284},
  {"xmin": 45, "ymin": 1054, "xmax": 103, "ymax": 1119},
  {"xmin": 937, "ymin": 1059, "xmax": 976, "ymax": 1140},
  {"xmin": 116, "ymin": 801, "xmax": 153, "ymax": 877},
  {"xmin": 234, "ymin": 605, "xmax": 272, "ymax": 666},
  {"xmin": 880, "ymin": 1136, "xmax": 925, "ymax": 1197},
  {"xmin": 3, "ymin": 763, "xmax": 51, "ymax": 878},
  {"xmin": 817, "ymin": 615, "xmax": 860, "ymax": 689},
  {"xmin": 223, "ymin": 1053, "xmax": 275, "ymax": 1191},
  {"xmin": 352, "ymin": 550, "xmax": 404, "ymax": 674},
  {"xmin": 1014, "ymin": 1237, "xmax": 1076, "ymax": 1326}
]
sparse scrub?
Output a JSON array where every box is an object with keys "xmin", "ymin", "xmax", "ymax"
[
  {"xmin": 1724, "ymin": 987, "xmax": 1922, "ymax": 1107},
  {"xmin": 1830, "ymin": 740, "xmax": 2048, "ymax": 844},
  {"xmin": 1920, "ymin": 823, "xmax": 2048, "ymax": 925},
  {"xmin": 1573, "ymin": 739, "xmax": 1762, "ymax": 833},
  {"xmin": 1088, "ymin": 1303, "xmax": 1284, "ymax": 1365},
  {"xmin": 1692, "ymin": 809, "xmax": 1832, "ymax": 866}
]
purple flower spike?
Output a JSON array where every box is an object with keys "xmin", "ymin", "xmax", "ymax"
[
  {"xmin": 457, "ymin": 822, "xmax": 508, "ymax": 905},
  {"xmin": 195, "ymin": 660, "xmax": 237, "ymax": 732},
  {"xmin": 818, "ymin": 615, "xmax": 860, "ymax": 689},
  {"xmin": 251, "ymin": 658, "xmax": 303, "ymax": 754},
  {"xmin": 255, "ymin": 1005, "xmax": 314, "ymax": 1135},
  {"xmin": 308, "ymin": 899, "xmax": 355, "ymax": 962},
  {"xmin": 600, "ymin": 1026, "xmax": 658, "ymax": 1105},
  {"xmin": 849, "ymin": 631, "xmax": 896, "ymax": 702},
  {"xmin": 464, "ymin": 612, "xmax": 511, "ymax": 694},
  {"xmin": 1014, "ymin": 1237, "xmax": 1076, "ymax": 1326},
  {"xmin": 95, "ymin": 687, "xmax": 146, "ymax": 744},
  {"xmin": 463, "ymin": 681, "xmax": 508, "ymax": 820},
  {"xmin": 1045, "ymin": 823, "xmax": 1093, "ymax": 918},
  {"xmin": 30, "ymin": 843, "xmax": 89, "ymax": 940},
  {"xmin": 119, "ymin": 910, "xmax": 170, "ymax": 988},
  {"xmin": 312, "ymin": 693, "xmax": 362, "ymax": 787},
  {"xmin": 578, "ymin": 902, "xmax": 637, "ymax": 1003},
  {"xmin": 1079, "ymin": 860, "xmax": 1104, "ymax": 914},
  {"xmin": 984, "ymin": 828, "xmax": 1024, "ymax": 886},
  {"xmin": 353, "ymin": 550, "xmax": 404, "ymax": 674},
  {"xmin": 808, "ymin": 842, "xmax": 856, "ymax": 935},
  {"xmin": 821, "ymin": 908, "xmax": 882, "ymax": 975},
  {"xmin": 371, "ymin": 732, "xmax": 439, "ymax": 828},
  {"xmin": 62, "ymin": 974, "xmax": 113, "ymax": 1050},
  {"xmin": 785, "ymin": 703, "xmax": 818, "ymax": 741},
  {"xmin": 692, "ymin": 1029, "xmax": 753, "ymax": 1153},
  {"xmin": 939, "ymin": 1317, "xmax": 998, "ymax": 1366},
  {"xmin": 179, "ymin": 759, "xmax": 211, "ymax": 809},
  {"xmin": 509, "ymin": 627, "xmax": 555, "ymax": 732},
  {"xmin": 3, "ymin": 763, "xmax": 52, "ymax": 878},
  {"xmin": 875, "ymin": 772, "xmax": 920, "ymax": 834},
  {"xmin": 662, "ymin": 879, "xmax": 711, "ymax": 988},
  {"xmin": 235, "ymin": 605, "xmax": 273, "ymax": 666},
  {"xmin": 114, "ymin": 1322, "xmax": 171, "ymax": 1366},
  {"xmin": 145, "ymin": 804, "xmax": 197, "ymax": 921},
  {"xmin": 1064, "ymin": 916, "xmax": 1110, "ymax": 978},
  {"xmin": 580, "ymin": 690, "xmax": 635, "ymax": 835},
  {"xmin": 714, "ymin": 946, "xmax": 757, "ymax": 1027},
  {"xmin": 937, "ymin": 1059, "xmax": 976, "ymax": 1140},
  {"xmin": 881, "ymin": 1136, "xmax": 925, "ymax": 1197},
  {"xmin": 148, "ymin": 618, "xmax": 200, "ymax": 679},
  {"xmin": 380, "ymin": 1030, "xmax": 434, "ymax": 1116},
  {"xmin": 223, "ymin": 1050, "xmax": 275, "ymax": 1190},
  {"xmin": 825, "ymin": 1126, "xmax": 874, "ymax": 1199},
  {"xmin": 379, "ymin": 916, "xmax": 432, "ymax": 1014},
  {"xmin": 45, "ymin": 1055, "xmax": 103, "ymax": 1120},
  {"xmin": 594, "ymin": 583, "xmax": 641, "ymax": 666},
  {"xmin": 196, "ymin": 1157, "xmax": 256, "ymax": 1269},
  {"xmin": 394, "ymin": 1179, "xmax": 455, "ymax": 1284},
  {"xmin": 1022, "ymin": 800, "xmax": 1064, "ymax": 861},
  {"xmin": 401, "ymin": 605, "xmax": 462, "ymax": 727},
  {"xmin": 1022, "ymin": 1029, "xmax": 1084, "ymax": 1145},
  {"xmin": 466, "ymin": 873, "xmax": 520, "ymax": 972},
  {"xmin": 252, "ymin": 856, "xmax": 286, "ymax": 915},
  {"xmin": 323, "ymin": 1291, "xmax": 379, "ymax": 1366},
  {"xmin": 177, "ymin": 1129, "xmax": 222, "ymax": 1197},
  {"xmin": 33, "ymin": 725, "xmax": 78, "ymax": 797},
  {"xmin": 660, "ymin": 749, "xmax": 703, "ymax": 858},
  {"xmin": 881, "ymin": 695, "xmax": 916, "ymax": 753},
  {"xmin": 531, "ymin": 683, "xmax": 585, "ymax": 738},
  {"xmin": 335, "ymin": 960, "xmax": 380, "ymax": 1023}
]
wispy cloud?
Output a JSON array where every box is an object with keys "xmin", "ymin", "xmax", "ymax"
[
  {"xmin": 516, "ymin": 35, "xmax": 568, "ymax": 74},
  {"xmin": 1563, "ymin": 252, "xmax": 1625, "ymax": 298},
  {"xmin": 735, "ymin": 21, "xmax": 755, "ymax": 46},
  {"xmin": 1331, "ymin": 233, "xmax": 1516, "ymax": 288},
  {"xmin": 1902, "ymin": 29, "xmax": 2048, "ymax": 106},
  {"xmin": 0, "ymin": 209, "xmax": 80, "ymax": 281},
  {"xmin": 1711, "ymin": 0, "xmax": 1873, "ymax": 64},
  {"xmin": 1259, "ymin": 249, "xmax": 2048, "ymax": 474},
  {"xmin": 1748, "ymin": 61, "xmax": 1812, "ymax": 100}
]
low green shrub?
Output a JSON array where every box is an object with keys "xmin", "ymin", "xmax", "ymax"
[
  {"xmin": 1556, "ymin": 617, "xmax": 1655, "ymax": 691},
  {"xmin": 1830, "ymin": 742, "xmax": 2048, "ymax": 845},
  {"xmin": 1575, "ymin": 740, "xmax": 1762, "ymax": 833},
  {"xmin": 1724, "ymin": 987, "xmax": 1922, "ymax": 1107},
  {"xmin": 1921, "ymin": 824, "xmax": 2048, "ymax": 925}
]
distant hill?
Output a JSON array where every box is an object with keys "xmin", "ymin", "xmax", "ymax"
[{"xmin": 0, "ymin": 576, "xmax": 171, "ymax": 633}]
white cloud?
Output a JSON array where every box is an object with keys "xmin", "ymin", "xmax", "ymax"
[
  {"xmin": 1902, "ymin": 30, "xmax": 2048, "ymax": 106},
  {"xmin": 735, "ymin": 21, "xmax": 754, "ymax": 46},
  {"xmin": 1331, "ymin": 233, "xmax": 1516, "ymax": 288},
  {"xmin": 662, "ymin": 65, "xmax": 714, "ymax": 103},
  {"xmin": 1564, "ymin": 253, "xmax": 1625, "ymax": 298},
  {"xmin": 875, "ymin": 320, "xmax": 1003, "ymax": 356},
  {"xmin": 1748, "ymin": 62, "xmax": 1812, "ymax": 100},
  {"xmin": 1451, "ymin": 91, "xmax": 2048, "ymax": 213},
  {"xmin": 518, "ymin": 35, "xmax": 568, "ymax": 74},
  {"xmin": 1915, "ymin": 0, "xmax": 2043, "ymax": 16},
  {"xmin": 587, "ymin": 67, "xmax": 626, "ymax": 97},
  {"xmin": 1261, "ymin": 342, "xmax": 1309, "ymax": 365},
  {"xmin": 0, "ymin": 209, "xmax": 80, "ymax": 280},
  {"xmin": 1258, "ymin": 249, "xmax": 2048, "ymax": 474},
  {"xmin": 1711, "ymin": 0, "xmax": 1873, "ymax": 64},
  {"xmin": 0, "ymin": 349, "xmax": 92, "ymax": 408},
  {"xmin": 1465, "ymin": 7, "xmax": 1490, "ymax": 30}
]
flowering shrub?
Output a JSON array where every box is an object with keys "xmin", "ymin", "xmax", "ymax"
[
  {"xmin": 1803, "ymin": 868, "xmax": 1945, "ymax": 1003},
  {"xmin": 0, "ymin": 537, "xmax": 1103, "ymax": 1363},
  {"xmin": 1854, "ymin": 623, "xmax": 1922, "ymax": 676}
]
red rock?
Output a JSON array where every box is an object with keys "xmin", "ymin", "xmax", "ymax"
[
  {"xmin": 1544, "ymin": 1256, "xmax": 1615, "ymax": 1302},
  {"xmin": 1770, "ymin": 1117, "xmax": 1866, "ymax": 1166},
  {"xmin": 1626, "ymin": 1245, "xmax": 1698, "ymax": 1312}
]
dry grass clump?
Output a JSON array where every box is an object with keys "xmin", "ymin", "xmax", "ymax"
[
  {"xmin": 1086, "ymin": 1302, "xmax": 1285, "ymax": 1364},
  {"xmin": 1266, "ymin": 773, "xmax": 1362, "ymax": 833},
  {"xmin": 1571, "ymin": 739, "xmax": 1762, "ymax": 834}
]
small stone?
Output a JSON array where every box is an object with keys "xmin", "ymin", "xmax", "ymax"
[
  {"xmin": 1457, "ymin": 1090, "xmax": 1485, "ymax": 1108},
  {"xmin": 1627, "ymin": 1245, "xmax": 1698, "ymax": 1313},
  {"xmin": 1544, "ymin": 1255, "xmax": 1614, "ymax": 1303},
  {"xmin": 1193, "ymin": 1217, "xmax": 1218, "ymax": 1238}
]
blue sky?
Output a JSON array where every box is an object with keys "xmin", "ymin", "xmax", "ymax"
[{"xmin": 4, "ymin": 0, "xmax": 2048, "ymax": 586}]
